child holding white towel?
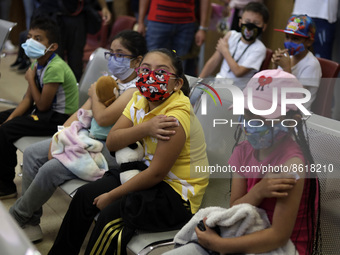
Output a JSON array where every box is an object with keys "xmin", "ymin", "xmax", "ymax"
[{"xmin": 166, "ymin": 69, "xmax": 321, "ymax": 255}]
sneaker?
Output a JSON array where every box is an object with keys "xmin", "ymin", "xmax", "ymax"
[
  {"xmin": 0, "ymin": 186, "xmax": 17, "ymax": 200},
  {"xmin": 22, "ymin": 224, "xmax": 43, "ymax": 242},
  {"xmin": 10, "ymin": 57, "xmax": 24, "ymax": 70},
  {"xmin": 3, "ymin": 40, "xmax": 17, "ymax": 54},
  {"xmin": 16, "ymin": 59, "xmax": 31, "ymax": 74}
]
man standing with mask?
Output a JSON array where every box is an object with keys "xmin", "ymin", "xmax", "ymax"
[{"xmin": 199, "ymin": 2, "xmax": 269, "ymax": 80}]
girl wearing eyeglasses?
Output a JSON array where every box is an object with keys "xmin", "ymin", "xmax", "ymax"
[
  {"xmin": 9, "ymin": 30, "xmax": 147, "ymax": 243},
  {"xmin": 49, "ymin": 49, "xmax": 210, "ymax": 255}
]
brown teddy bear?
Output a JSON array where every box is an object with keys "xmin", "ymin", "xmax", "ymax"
[
  {"xmin": 95, "ymin": 76, "xmax": 119, "ymax": 106},
  {"xmin": 87, "ymin": 76, "xmax": 119, "ymax": 140}
]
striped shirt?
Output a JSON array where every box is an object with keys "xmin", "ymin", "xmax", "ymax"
[{"xmin": 148, "ymin": 0, "xmax": 196, "ymax": 24}]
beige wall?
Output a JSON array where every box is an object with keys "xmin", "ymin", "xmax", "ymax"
[
  {"xmin": 203, "ymin": 0, "xmax": 224, "ymax": 75},
  {"xmin": 262, "ymin": 0, "xmax": 294, "ymax": 56}
]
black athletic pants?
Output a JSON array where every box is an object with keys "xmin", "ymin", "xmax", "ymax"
[
  {"xmin": 49, "ymin": 169, "xmax": 193, "ymax": 255},
  {"xmin": 0, "ymin": 108, "xmax": 69, "ymax": 189}
]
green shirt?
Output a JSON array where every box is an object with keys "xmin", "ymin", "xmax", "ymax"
[{"xmin": 35, "ymin": 54, "xmax": 79, "ymax": 115}]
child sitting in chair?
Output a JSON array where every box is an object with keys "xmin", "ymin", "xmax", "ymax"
[
  {"xmin": 272, "ymin": 14, "xmax": 322, "ymax": 110},
  {"xmin": 88, "ymin": 76, "xmax": 119, "ymax": 140},
  {"xmin": 51, "ymin": 76, "xmax": 119, "ymax": 181}
]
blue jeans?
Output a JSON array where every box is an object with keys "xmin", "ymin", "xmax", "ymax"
[
  {"xmin": 23, "ymin": 0, "xmax": 40, "ymax": 30},
  {"xmin": 313, "ymin": 18, "xmax": 336, "ymax": 60},
  {"xmin": 9, "ymin": 139, "xmax": 118, "ymax": 227},
  {"xmin": 146, "ymin": 20, "xmax": 196, "ymax": 58}
]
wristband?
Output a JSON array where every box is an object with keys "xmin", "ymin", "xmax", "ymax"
[{"xmin": 199, "ymin": 26, "xmax": 208, "ymax": 31}]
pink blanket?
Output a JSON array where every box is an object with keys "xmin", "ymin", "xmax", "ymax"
[{"xmin": 51, "ymin": 109, "xmax": 108, "ymax": 181}]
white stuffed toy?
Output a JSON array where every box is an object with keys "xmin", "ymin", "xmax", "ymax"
[{"xmin": 115, "ymin": 141, "xmax": 147, "ymax": 184}]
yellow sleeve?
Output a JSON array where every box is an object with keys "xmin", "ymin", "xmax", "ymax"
[{"xmin": 122, "ymin": 91, "xmax": 137, "ymax": 121}]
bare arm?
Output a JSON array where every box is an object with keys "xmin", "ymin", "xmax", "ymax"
[
  {"xmin": 230, "ymin": 158, "xmax": 300, "ymax": 207},
  {"xmin": 137, "ymin": 0, "xmax": 151, "ymax": 36},
  {"xmin": 195, "ymin": 0, "xmax": 211, "ymax": 46},
  {"xmin": 199, "ymin": 32, "xmax": 231, "ymax": 78},
  {"xmin": 90, "ymin": 83, "xmax": 138, "ymax": 126},
  {"xmin": 271, "ymin": 48, "xmax": 291, "ymax": 73},
  {"xmin": 47, "ymin": 97, "xmax": 92, "ymax": 160},
  {"xmin": 49, "ymin": 87, "xmax": 137, "ymax": 158},
  {"xmin": 94, "ymin": 119, "xmax": 186, "ymax": 209},
  {"xmin": 197, "ymin": 157, "xmax": 305, "ymax": 254},
  {"xmin": 97, "ymin": 0, "xmax": 112, "ymax": 25},
  {"xmin": 5, "ymin": 87, "xmax": 33, "ymax": 123},
  {"xmin": 61, "ymin": 97, "xmax": 92, "ymax": 127},
  {"xmin": 230, "ymin": 172, "xmax": 297, "ymax": 207},
  {"xmin": 216, "ymin": 37, "xmax": 252, "ymax": 77},
  {"xmin": 199, "ymin": 50, "xmax": 224, "ymax": 78},
  {"xmin": 106, "ymin": 113, "xmax": 179, "ymax": 152}
]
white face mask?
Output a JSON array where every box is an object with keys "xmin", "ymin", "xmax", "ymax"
[
  {"xmin": 107, "ymin": 56, "xmax": 134, "ymax": 80},
  {"xmin": 21, "ymin": 38, "xmax": 52, "ymax": 59}
]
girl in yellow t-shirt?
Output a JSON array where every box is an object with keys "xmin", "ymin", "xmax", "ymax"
[{"xmin": 49, "ymin": 48, "xmax": 209, "ymax": 255}]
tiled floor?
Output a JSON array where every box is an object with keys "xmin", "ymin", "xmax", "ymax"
[
  {"xmin": 0, "ymin": 52, "xmax": 82, "ymax": 254},
  {"xmin": 0, "ymin": 53, "xmax": 173, "ymax": 255}
]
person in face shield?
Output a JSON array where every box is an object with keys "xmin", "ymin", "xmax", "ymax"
[{"xmin": 0, "ymin": 16, "xmax": 79, "ymax": 200}]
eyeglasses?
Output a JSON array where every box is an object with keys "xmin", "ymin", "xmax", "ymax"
[
  {"xmin": 104, "ymin": 52, "xmax": 136, "ymax": 61},
  {"xmin": 135, "ymin": 67, "xmax": 178, "ymax": 79}
]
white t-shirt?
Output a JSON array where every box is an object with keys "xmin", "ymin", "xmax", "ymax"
[
  {"xmin": 279, "ymin": 51, "xmax": 322, "ymax": 110},
  {"xmin": 115, "ymin": 76, "xmax": 138, "ymax": 95},
  {"xmin": 293, "ymin": 0, "xmax": 338, "ymax": 23},
  {"xmin": 217, "ymin": 31, "xmax": 266, "ymax": 79}
]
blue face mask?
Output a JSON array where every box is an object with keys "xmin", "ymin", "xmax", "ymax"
[
  {"xmin": 107, "ymin": 56, "xmax": 134, "ymax": 81},
  {"xmin": 21, "ymin": 38, "xmax": 52, "ymax": 59},
  {"xmin": 284, "ymin": 41, "xmax": 305, "ymax": 56},
  {"xmin": 240, "ymin": 116, "xmax": 289, "ymax": 150}
]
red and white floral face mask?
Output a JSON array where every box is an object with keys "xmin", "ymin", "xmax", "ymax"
[{"xmin": 135, "ymin": 67, "xmax": 176, "ymax": 102}]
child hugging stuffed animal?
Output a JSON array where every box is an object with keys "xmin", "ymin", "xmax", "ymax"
[
  {"xmin": 88, "ymin": 76, "xmax": 119, "ymax": 140},
  {"xmin": 51, "ymin": 76, "xmax": 120, "ymax": 181},
  {"xmin": 95, "ymin": 77, "xmax": 146, "ymax": 183},
  {"xmin": 95, "ymin": 76, "xmax": 119, "ymax": 106},
  {"xmin": 114, "ymin": 141, "xmax": 147, "ymax": 184}
]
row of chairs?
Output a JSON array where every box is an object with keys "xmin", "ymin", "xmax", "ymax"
[
  {"xmin": 13, "ymin": 47, "xmax": 340, "ymax": 254},
  {"xmin": 2, "ymin": 10, "xmax": 340, "ymax": 254},
  {"xmin": 128, "ymin": 70, "xmax": 340, "ymax": 254},
  {"xmin": 0, "ymin": 19, "xmax": 18, "ymax": 106},
  {"xmin": 259, "ymin": 49, "xmax": 340, "ymax": 118},
  {"xmin": 3, "ymin": 15, "xmax": 339, "ymax": 118},
  {"xmin": 12, "ymin": 47, "xmax": 233, "ymax": 254},
  {"xmin": 83, "ymin": 21, "xmax": 340, "ymax": 119}
]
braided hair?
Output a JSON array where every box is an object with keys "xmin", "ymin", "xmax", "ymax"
[
  {"xmin": 289, "ymin": 111, "xmax": 321, "ymax": 255},
  {"xmin": 232, "ymin": 110, "xmax": 321, "ymax": 254}
]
